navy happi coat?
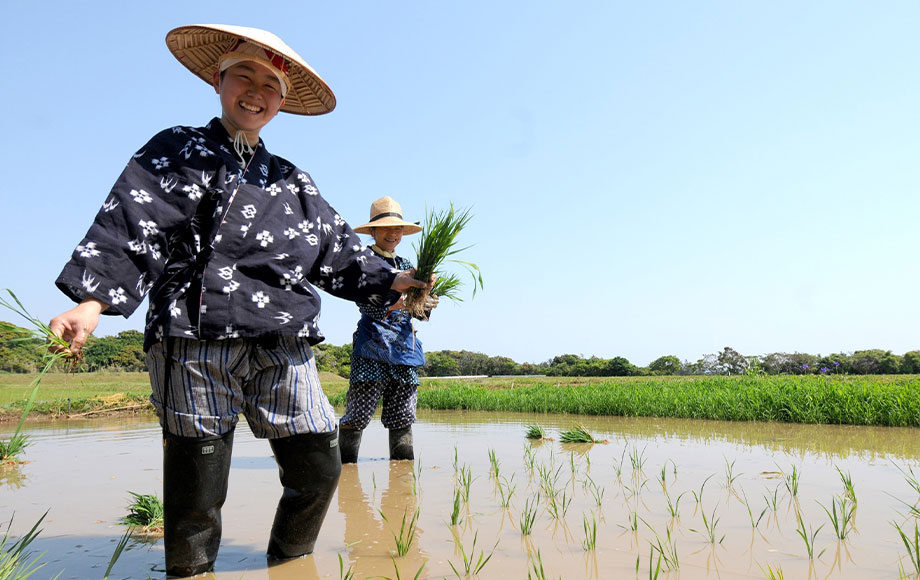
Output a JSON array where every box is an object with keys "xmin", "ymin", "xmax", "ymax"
[{"xmin": 56, "ymin": 118, "xmax": 398, "ymax": 350}]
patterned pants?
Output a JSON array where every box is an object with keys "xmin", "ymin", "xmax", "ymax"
[
  {"xmin": 146, "ymin": 336, "xmax": 336, "ymax": 438},
  {"xmin": 340, "ymin": 357, "xmax": 419, "ymax": 430}
]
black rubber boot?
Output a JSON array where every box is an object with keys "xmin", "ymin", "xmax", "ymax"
[
  {"xmin": 266, "ymin": 427, "xmax": 342, "ymax": 560},
  {"xmin": 388, "ymin": 426, "xmax": 414, "ymax": 461},
  {"xmin": 338, "ymin": 425, "xmax": 363, "ymax": 464},
  {"xmin": 163, "ymin": 430, "xmax": 234, "ymax": 578}
]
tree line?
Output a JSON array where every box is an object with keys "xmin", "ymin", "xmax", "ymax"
[{"xmin": 1, "ymin": 322, "xmax": 917, "ymax": 377}]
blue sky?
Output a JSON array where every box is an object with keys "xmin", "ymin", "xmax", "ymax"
[{"xmin": 2, "ymin": 1, "xmax": 918, "ymax": 366}]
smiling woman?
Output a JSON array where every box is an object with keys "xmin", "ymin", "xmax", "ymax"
[{"xmin": 213, "ymin": 59, "xmax": 286, "ymax": 147}]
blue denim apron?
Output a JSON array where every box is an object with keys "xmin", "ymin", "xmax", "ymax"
[{"xmin": 352, "ymin": 310, "xmax": 425, "ymax": 366}]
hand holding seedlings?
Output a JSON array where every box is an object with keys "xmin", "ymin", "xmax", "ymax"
[
  {"xmin": 48, "ymin": 296, "xmax": 109, "ymax": 355},
  {"xmin": 391, "ymin": 269, "xmax": 435, "ymax": 294}
]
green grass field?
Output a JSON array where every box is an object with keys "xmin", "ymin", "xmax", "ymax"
[{"xmin": 2, "ymin": 372, "xmax": 919, "ymax": 427}]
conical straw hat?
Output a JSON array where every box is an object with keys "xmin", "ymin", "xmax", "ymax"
[{"xmin": 165, "ymin": 24, "xmax": 336, "ymax": 116}]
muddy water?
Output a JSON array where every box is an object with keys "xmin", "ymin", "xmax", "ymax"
[{"xmin": 2, "ymin": 411, "xmax": 919, "ymax": 579}]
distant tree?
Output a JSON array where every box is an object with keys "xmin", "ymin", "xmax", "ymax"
[
  {"xmin": 682, "ymin": 354, "xmax": 718, "ymax": 375},
  {"xmin": 82, "ymin": 335, "xmax": 123, "ymax": 371},
  {"xmin": 110, "ymin": 344, "xmax": 146, "ymax": 371},
  {"xmin": 0, "ymin": 323, "xmax": 44, "ymax": 372},
  {"xmin": 902, "ymin": 351, "xmax": 920, "ymax": 374},
  {"xmin": 649, "ymin": 355, "xmax": 681, "ymax": 376},
  {"xmin": 314, "ymin": 343, "xmax": 352, "ymax": 377},
  {"xmin": 424, "ymin": 351, "xmax": 461, "ymax": 377},
  {"xmin": 716, "ymin": 347, "xmax": 748, "ymax": 375},
  {"xmin": 606, "ymin": 356, "xmax": 637, "ymax": 376}
]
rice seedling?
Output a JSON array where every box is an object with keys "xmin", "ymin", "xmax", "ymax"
[
  {"xmin": 692, "ymin": 474, "xmax": 715, "ymax": 506},
  {"xmin": 527, "ymin": 549, "xmax": 559, "ymax": 580},
  {"xmin": 645, "ymin": 545, "xmax": 663, "ymax": 580},
  {"xmin": 691, "ymin": 506, "xmax": 725, "ymax": 544},
  {"xmin": 657, "ymin": 464, "xmax": 667, "ymax": 490},
  {"xmin": 487, "ymin": 448, "xmax": 500, "ymax": 480},
  {"xmin": 614, "ymin": 446, "xmax": 628, "ymax": 479},
  {"xmin": 546, "ymin": 488, "xmax": 571, "ymax": 520},
  {"xmin": 724, "ymin": 457, "xmax": 742, "ymax": 490},
  {"xmin": 0, "ymin": 512, "xmax": 60, "ymax": 580},
  {"xmin": 449, "ymin": 486, "xmax": 464, "ymax": 526},
  {"xmin": 582, "ymin": 511, "xmax": 598, "ymax": 551},
  {"xmin": 621, "ymin": 505, "xmax": 639, "ymax": 532},
  {"xmin": 629, "ymin": 444, "xmax": 648, "ymax": 473},
  {"xmin": 895, "ymin": 462, "xmax": 920, "ymax": 497},
  {"xmin": 759, "ymin": 563, "xmax": 785, "ymax": 579},
  {"xmin": 836, "ymin": 466, "xmax": 857, "ymax": 505},
  {"xmin": 584, "ymin": 475, "xmax": 605, "ymax": 508},
  {"xmin": 523, "ymin": 444, "xmax": 537, "ymax": 472},
  {"xmin": 742, "ymin": 489, "xmax": 767, "ymax": 529},
  {"xmin": 374, "ymin": 556, "xmax": 427, "ymax": 580},
  {"xmin": 430, "ymin": 273, "xmax": 463, "ymax": 302},
  {"xmin": 894, "ymin": 520, "xmax": 920, "ymax": 576},
  {"xmin": 525, "ymin": 424, "xmax": 549, "ymax": 440},
  {"xmin": 536, "ymin": 463, "xmax": 563, "ymax": 497},
  {"xmin": 624, "ymin": 478, "xmax": 649, "ymax": 501},
  {"xmin": 646, "ymin": 523, "xmax": 679, "ymax": 571},
  {"xmin": 457, "ymin": 464, "xmax": 474, "ymax": 502},
  {"xmin": 453, "ymin": 445, "xmax": 459, "ymax": 473},
  {"xmin": 121, "ymin": 491, "xmax": 164, "ymax": 534},
  {"xmin": 448, "ymin": 530, "xmax": 497, "ymax": 578},
  {"xmin": 780, "ymin": 464, "xmax": 800, "ymax": 499},
  {"xmin": 764, "ymin": 485, "xmax": 780, "ymax": 512},
  {"xmin": 519, "ymin": 494, "xmax": 540, "ymax": 536},
  {"xmin": 405, "ymin": 204, "xmax": 483, "ymax": 319},
  {"xmin": 664, "ymin": 488, "xmax": 686, "ymax": 519},
  {"xmin": 102, "ymin": 529, "xmax": 131, "ymax": 580},
  {"xmin": 560, "ymin": 424, "xmax": 597, "ymax": 444},
  {"xmin": 379, "ymin": 506, "xmax": 420, "ymax": 557},
  {"xmin": 338, "ymin": 554, "xmax": 357, "ymax": 580},
  {"xmin": 819, "ymin": 496, "xmax": 856, "ymax": 540},
  {"xmin": 795, "ymin": 511, "xmax": 825, "ymax": 560},
  {"xmin": 497, "ymin": 474, "xmax": 516, "ymax": 508}
]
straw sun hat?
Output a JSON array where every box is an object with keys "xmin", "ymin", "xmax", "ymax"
[
  {"xmin": 165, "ymin": 24, "xmax": 336, "ymax": 115},
  {"xmin": 353, "ymin": 197, "xmax": 422, "ymax": 235}
]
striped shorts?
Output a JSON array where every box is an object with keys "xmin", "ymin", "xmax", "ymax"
[{"xmin": 146, "ymin": 336, "xmax": 336, "ymax": 439}]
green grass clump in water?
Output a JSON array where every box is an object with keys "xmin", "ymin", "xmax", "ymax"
[
  {"xmin": 121, "ymin": 492, "xmax": 164, "ymax": 535},
  {"xmin": 405, "ymin": 204, "xmax": 483, "ymax": 318}
]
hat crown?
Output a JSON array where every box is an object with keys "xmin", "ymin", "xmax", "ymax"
[{"xmin": 370, "ymin": 196, "xmax": 402, "ymax": 220}]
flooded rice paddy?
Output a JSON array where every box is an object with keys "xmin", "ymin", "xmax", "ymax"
[{"xmin": 2, "ymin": 410, "xmax": 920, "ymax": 579}]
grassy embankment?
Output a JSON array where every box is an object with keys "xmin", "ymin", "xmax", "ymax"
[{"xmin": 1, "ymin": 372, "xmax": 919, "ymax": 427}]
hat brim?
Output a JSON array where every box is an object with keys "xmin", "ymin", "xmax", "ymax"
[
  {"xmin": 354, "ymin": 217, "xmax": 422, "ymax": 235},
  {"xmin": 166, "ymin": 24, "xmax": 336, "ymax": 116}
]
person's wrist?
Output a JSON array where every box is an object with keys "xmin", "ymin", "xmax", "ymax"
[{"xmin": 80, "ymin": 297, "xmax": 109, "ymax": 314}]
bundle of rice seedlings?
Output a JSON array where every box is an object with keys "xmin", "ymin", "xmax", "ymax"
[
  {"xmin": 525, "ymin": 425, "xmax": 549, "ymax": 440},
  {"xmin": 404, "ymin": 204, "xmax": 483, "ymax": 319},
  {"xmin": 0, "ymin": 289, "xmax": 82, "ymax": 464},
  {"xmin": 0, "ymin": 289, "xmax": 81, "ymax": 369},
  {"xmin": 121, "ymin": 492, "xmax": 164, "ymax": 536},
  {"xmin": 560, "ymin": 425, "xmax": 608, "ymax": 444}
]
